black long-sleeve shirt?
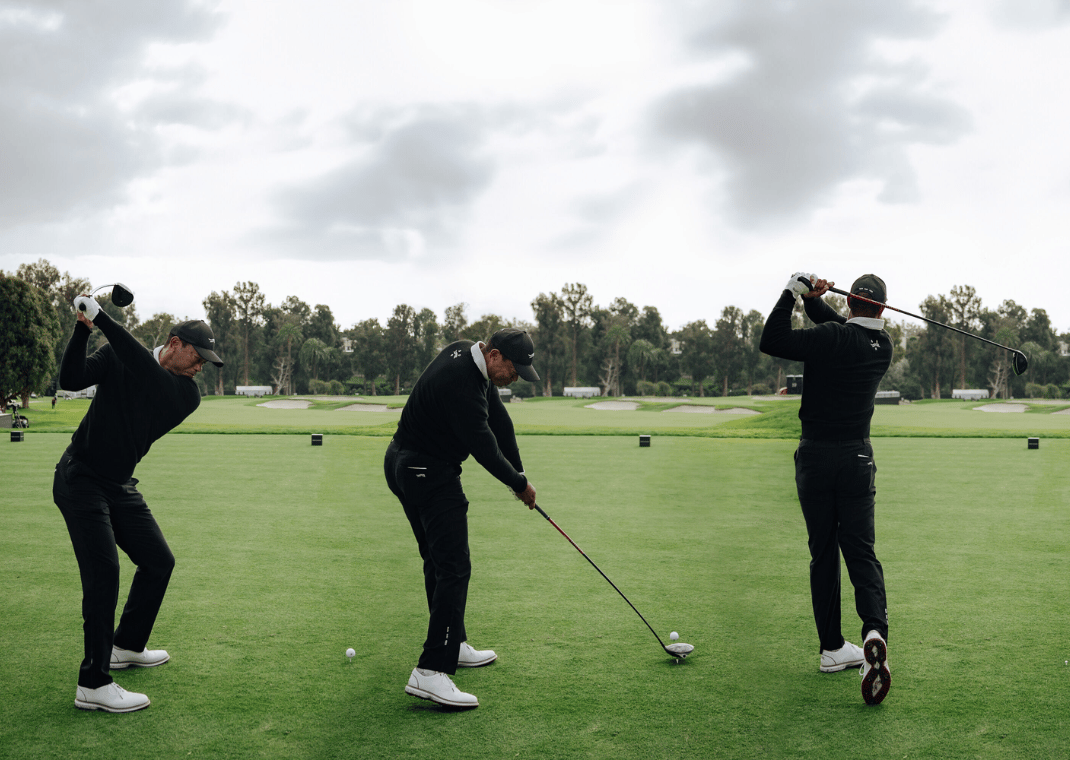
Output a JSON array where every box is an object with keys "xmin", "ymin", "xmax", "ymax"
[
  {"xmin": 59, "ymin": 310, "xmax": 201, "ymax": 484},
  {"xmin": 760, "ymin": 290, "xmax": 892, "ymax": 441},
  {"xmin": 393, "ymin": 340, "xmax": 527, "ymax": 492}
]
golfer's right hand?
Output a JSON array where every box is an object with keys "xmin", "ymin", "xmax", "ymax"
[
  {"xmin": 804, "ymin": 277, "xmax": 834, "ymax": 298},
  {"xmin": 73, "ymin": 295, "xmax": 100, "ymax": 323},
  {"xmin": 785, "ymin": 272, "xmax": 815, "ymax": 296},
  {"xmin": 516, "ymin": 482, "xmax": 537, "ymax": 509}
]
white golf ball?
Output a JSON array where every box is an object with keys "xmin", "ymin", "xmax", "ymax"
[
  {"xmin": 670, "ymin": 631, "xmax": 679, "ymax": 641},
  {"xmin": 345, "ymin": 648, "xmax": 356, "ymax": 659}
]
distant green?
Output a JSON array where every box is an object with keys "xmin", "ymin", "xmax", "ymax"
[{"xmin": 21, "ymin": 394, "xmax": 1070, "ymax": 438}]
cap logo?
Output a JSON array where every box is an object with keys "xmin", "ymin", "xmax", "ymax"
[{"xmin": 528, "ymin": 352, "xmax": 534, "ymax": 358}]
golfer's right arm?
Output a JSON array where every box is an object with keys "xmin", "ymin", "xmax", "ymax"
[{"xmin": 70, "ymin": 296, "xmax": 163, "ymax": 376}]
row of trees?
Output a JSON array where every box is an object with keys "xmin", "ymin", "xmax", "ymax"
[{"xmin": 3, "ymin": 259, "xmax": 1069, "ymax": 407}]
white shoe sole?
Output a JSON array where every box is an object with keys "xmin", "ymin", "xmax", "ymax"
[
  {"xmin": 404, "ymin": 684, "xmax": 478, "ymax": 708},
  {"xmin": 820, "ymin": 658, "xmax": 863, "ymax": 673},
  {"xmin": 110, "ymin": 654, "xmax": 170, "ymax": 670},
  {"xmin": 457, "ymin": 653, "xmax": 497, "ymax": 668},
  {"xmin": 75, "ymin": 697, "xmax": 150, "ymax": 713}
]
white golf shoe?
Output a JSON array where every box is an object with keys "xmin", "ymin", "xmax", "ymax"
[
  {"xmin": 819, "ymin": 640, "xmax": 864, "ymax": 673},
  {"xmin": 110, "ymin": 646, "xmax": 170, "ymax": 669},
  {"xmin": 405, "ymin": 668, "xmax": 479, "ymax": 708},
  {"xmin": 74, "ymin": 682, "xmax": 150, "ymax": 713},
  {"xmin": 457, "ymin": 641, "xmax": 497, "ymax": 668},
  {"xmin": 860, "ymin": 630, "xmax": 890, "ymax": 705}
]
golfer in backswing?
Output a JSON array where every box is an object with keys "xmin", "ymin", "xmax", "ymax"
[
  {"xmin": 53, "ymin": 294, "xmax": 222, "ymax": 713},
  {"xmin": 760, "ymin": 273, "xmax": 893, "ymax": 706},
  {"xmin": 384, "ymin": 328, "xmax": 539, "ymax": 708}
]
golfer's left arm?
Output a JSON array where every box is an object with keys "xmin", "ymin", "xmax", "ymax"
[
  {"xmin": 452, "ymin": 387, "xmax": 529, "ymax": 495},
  {"xmin": 759, "ymin": 273, "xmax": 827, "ymax": 360}
]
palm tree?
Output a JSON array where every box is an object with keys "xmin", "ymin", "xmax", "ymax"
[
  {"xmin": 299, "ymin": 337, "xmax": 331, "ymax": 382},
  {"xmin": 275, "ymin": 322, "xmax": 303, "ymax": 395}
]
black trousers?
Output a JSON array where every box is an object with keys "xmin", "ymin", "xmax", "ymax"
[
  {"xmin": 794, "ymin": 439, "xmax": 888, "ymax": 651},
  {"xmin": 53, "ymin": 452, "xmax": 175, "ymax": 688},
  {"xmin": 384, "ymin": 440, "xmax": 471, "ymax": 675}
]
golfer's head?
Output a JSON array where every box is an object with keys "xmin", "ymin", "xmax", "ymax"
[
  {"xmin": 486, "ymin": 328, "xmax": 539, "ymax": 386},
  {"xmin": 848, "ymin": 274, "xmax": 886, "ymax": 318},
  {"xmin": 169, "ymin": 320, "xmax": 224, "ymax": 368}
]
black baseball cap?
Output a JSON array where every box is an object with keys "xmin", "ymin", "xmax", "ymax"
[
  {"xmin": 170, "ymin": 320, "xmax": 224, "ymax": 367},
  {"xmin": 850, "ymin": 274, "xmax": 887, "ymax": 305},
  {"xmin": 489, "ymin": 328, "xmax": 539, "ymax": 383}
]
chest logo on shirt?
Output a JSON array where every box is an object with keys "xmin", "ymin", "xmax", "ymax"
[
  {"xmin": 451, "ymin": 350, "xmax": 462, "ymax": 359},
  {"xmin": 870, "ymin": 340, "xmax": 880, "ymax": 351}
]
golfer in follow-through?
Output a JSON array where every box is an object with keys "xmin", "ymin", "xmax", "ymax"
[
  {"xmin": 759, "ymin": 273, "xmax": 893, "ymax": 706},
  {"xmin": 53, "ymin": 295, "xmax": 222, "ymax": 713},
  {"xmin": 384, "ymin": 328, "xmax": 539, "ymax": 709}
]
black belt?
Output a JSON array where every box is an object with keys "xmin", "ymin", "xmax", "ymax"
[{"xmin": 799, "ymin": 438, "xmax": 870, "ymax": 446}]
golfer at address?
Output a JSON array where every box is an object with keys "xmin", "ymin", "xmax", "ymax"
[
  {"xmin": 759, "ymin": 273, "xmax": 893, "ymax": 706},
  {"xmin": 384, "ymin": 327, "xmax": 539, "ymax": 708},
  {"xmin": 53, "ymin": 294, "xmax": 222, "ymax": 712}
]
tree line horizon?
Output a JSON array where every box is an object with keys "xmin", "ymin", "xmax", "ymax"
[{"xmin": 4, "ymin": 258, "xmax": 1069, "ymax": 408}]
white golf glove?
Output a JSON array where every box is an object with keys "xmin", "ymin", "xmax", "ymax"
[
  {"xmin": 73, "ymin": 295, "xmax": 101, "ymax": 320},
  {"xmin": 785, "ymin": 272, "xmax": 815, "ymax": 296}
]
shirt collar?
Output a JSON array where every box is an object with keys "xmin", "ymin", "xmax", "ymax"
[
  {"xmin": 846, "ymin": 316, "xmax": 885, "ymax": 330},
  {"xmin": 471, "ymin": 342, "xmax": 489, "ymax": 381},
  {"xmin": 153, "ymin": 346, "xmax": 164, "ymax": 365}
]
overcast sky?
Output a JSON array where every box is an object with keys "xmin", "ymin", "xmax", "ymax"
[{"xmin": 3, "ymin": 0, "xmax": 1070, "ymax": 336}]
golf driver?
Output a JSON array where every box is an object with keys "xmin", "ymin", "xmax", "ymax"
[
  {"xmin": 89, "ymin": 283, "xmax": 135, "ymax": 308},
  {"xmin": 531, "ymin": 503, "xmax": 694, "ymax": 660},
  {"xmin": 811, "ymin": 280, "xmax": 1028, "ymax": 376}
]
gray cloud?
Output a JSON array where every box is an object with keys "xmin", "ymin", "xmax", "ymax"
[
  {"xmin": 648, "ymin": 0, "xmax": 971, "ymax": 226},
  {"xmin": 0, "ymin": 1, "xmax": 223, "ymax": 228},
  {"xmin": 267, "ymin": 105, "xmax": 497, "ymax": 260},
  {"xmin": 991, "ymin": 0, "xmax": 1070, "ymax": 29}
]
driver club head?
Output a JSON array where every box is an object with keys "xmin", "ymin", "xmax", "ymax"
[
  {"xmin": 1012, "ymin": 350, "xmax": 1029, "ymax": 376},
  {"xmin": 664, "ymin": 642, "xmax": 694, "ymax": 659},
  {"xmin": 110, "ymin": 283, "xmax": 134, "ymax": 307}
]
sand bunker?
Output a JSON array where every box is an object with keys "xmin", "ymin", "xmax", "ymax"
[
  {"xmin": 586, "ymin": 401, "xmax": 640, "ymax": 411},
  {"xmin": 1054, "ymin": 407, "xmax": 1070, "ymax": 415},
  {"xmin": 663, "ymin": 406, "xmax": 760, "ymax": 415},
  {"xmin": 337, "ymin": 404, "xmax": 396, "ymax": 412},
  {"xmin": 974, "ymin": 404, "xmax": 1028, "ymax": 413},
  {"xmin": 257, "ymin": 399, "xmax": 312, "ymax": 409}
]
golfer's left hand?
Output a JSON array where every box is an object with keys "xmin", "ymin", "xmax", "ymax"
[
  {"xmin": 785, "ymin": 272, "xmax": 815, "ymax": 296},
  {"xmin": 803, "ymin": 278, "xmax": 834, "ymax": 299},
  {"xmin": 73, "ymin": 295, "xmax": 99, "ymax": 326}
]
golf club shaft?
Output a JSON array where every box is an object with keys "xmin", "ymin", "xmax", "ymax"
[
  {"xmin": 827, "ymin": 286, "xmax": 1021, "ymax": 355},
  {"xmin": 531, "ymin": 503, "xmax": 668, "ymax": 649}
]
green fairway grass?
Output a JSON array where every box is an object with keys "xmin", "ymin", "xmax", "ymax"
[{"xmin": 2, "ymin": 423, "xmax": 1068, "ymax": 759}]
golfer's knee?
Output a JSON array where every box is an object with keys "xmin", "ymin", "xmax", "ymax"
[{"xmin": 143, "ymin": 548, "xmax": 175, "ymax": 579}]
